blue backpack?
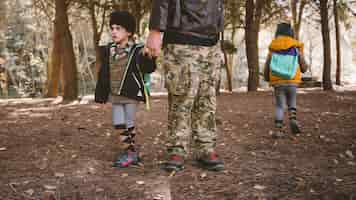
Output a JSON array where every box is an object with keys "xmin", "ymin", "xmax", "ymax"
[{"xmin": 270, "ymin": 47, "xmax": 299, "ymax": 79}]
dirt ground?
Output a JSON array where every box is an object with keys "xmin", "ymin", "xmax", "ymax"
[{"xmin": 0, "ymin": 89, "xmax": 356, "ymax": 200}]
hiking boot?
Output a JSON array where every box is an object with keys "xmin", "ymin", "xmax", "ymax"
[
  {"xmin": 196, "ymin": 152, "xmax": 225, "ymax": 171},
  {"xmin": 163, "ymin": 155, "xmax": 184, "ymax": 172},
  {"xmin": 290, "ymin": 119, "xmax": 301, "ymax": 135},
  {"xmin": 114, "ymin": 150, "xmax": 140, "ymax": 168}
]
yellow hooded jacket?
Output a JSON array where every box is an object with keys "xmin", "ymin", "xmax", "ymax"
[{"xmin": 267, "ymin": 36, "xmax": 304, "ymax": 86}]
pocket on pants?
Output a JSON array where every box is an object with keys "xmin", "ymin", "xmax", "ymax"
[{"xmin": 165, "ymin": 64, "xmax": 191, "ymax": 96}]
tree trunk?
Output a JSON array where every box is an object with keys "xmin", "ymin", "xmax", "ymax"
[
  {"xmin": 320, "ymin": 0, "xmax": 333, "ymax": 90},
  {"xmin": 245, "ymin": 0, "xmax": 261, "ymax": 92},
  {"xmin": 221, "ymin": 32, "xmax": 233, "ymax": 92},
  {"xmin": 46, "ymin": 20, "xmax": 61, "ymax": 97},
  {"xmin": 89, "ymin": 0, "xmax": 104, "ymax": 79},
  {"xmin": 0, "ymin": 0, "xmax": 7, "ymax": 55},
  {"xmin": 57, "ymin": 0, "xmax": 78, "ymax": 100},
  {"xmin": 333, "ymin": 0, "xmax": 341, "ymax": 85},
  {"xmin": 291, "ymin": 0, "xmax": 306, "ymax": 40}
]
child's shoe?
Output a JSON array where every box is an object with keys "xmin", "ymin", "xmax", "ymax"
[
  {"xmin": 272, "ymin": 121, "xmax": 286, "ymax": 139},
  {"xmin": 196, "ymin": 152, "xmax": 225, "ymax": 171},
  {"xmin": 290, "ymin": 119, "xmax": 301, "ymax": 135},
  {"xmin": 114, "ymin": 150, "xmax": 140, "ymax": 168}
]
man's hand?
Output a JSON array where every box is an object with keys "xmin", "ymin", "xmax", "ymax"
[
  {"xmin": 0, "ymin": 57, "xmax": 6, "ymax": 65},
  {"xmin": 144, "ymin": 30, "xmax": 162, "ymax": 58}
]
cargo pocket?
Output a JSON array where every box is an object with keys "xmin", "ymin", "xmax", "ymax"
[{"xmin": 165, "ymin": 63, "xmax": 191, "ymax": 96}]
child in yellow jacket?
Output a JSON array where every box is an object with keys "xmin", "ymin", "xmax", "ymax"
[{"xmin": 263, "ymin": 23, "xmax": 309, "ymax": 138}]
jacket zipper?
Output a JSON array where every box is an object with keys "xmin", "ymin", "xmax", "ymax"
[
  {"xmin": 132, "ymin": 73, "xmax": 141, "ymax": 89},
  {"xmin": 117, "ymin": 46, "xmax": 137, "ymax": 95}
]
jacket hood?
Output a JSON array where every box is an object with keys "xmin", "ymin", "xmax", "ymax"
[{"xmin": 269, "ymin": 36, "xmax": 304, "ymax": 53}]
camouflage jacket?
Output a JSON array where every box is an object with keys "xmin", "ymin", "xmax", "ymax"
[{"xmin": 149, "ymin": 0, "xmax": 224, "ymax": 38}]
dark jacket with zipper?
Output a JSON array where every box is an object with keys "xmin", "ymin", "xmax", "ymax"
[
  {"xmin": 149, "ymin": 0, "xmax": 224, "ymax": 46},
  {"xmin": 95, "ymin": 43, "xmax": 156, "ymax": 104}
]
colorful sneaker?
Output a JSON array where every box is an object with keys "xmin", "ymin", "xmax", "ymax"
[
  {"xmin": 163, "ymin": 155, "xmax": 184, "ymax": 172},
  {"xmin": 114, "ymin": 150, "xmax": 140, "ymax": 168},
  {"xmin": 196, "ymin": 152, "xmax": 224, "ymax": 171},
  {"xmin": 290, "ymin": 119, "xmax": 301, "ymax": 135}
]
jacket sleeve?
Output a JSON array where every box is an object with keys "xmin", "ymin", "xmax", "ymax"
[
  {"xmin": 263, "ymin": 52, "xmax": 272, "ymax": 82},
  {"xmin": 136, "ymin": 49, "xmax": 157, "ymax": 74},
  {"xmin": 94, "ymin": 45, "xmax": 110, "ymax": 103},
  {"xmin": 149, "ymin": 0, "xmax": 170, "ymax": 31},
  {"xmin": 298, "ymin": 54, "xmax": 309, "ymax": 73}
]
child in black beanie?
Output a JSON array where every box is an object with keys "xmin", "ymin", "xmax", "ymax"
[{"xmin": 95, "ymin": 11, "xmax": 156, "ymax": 168}]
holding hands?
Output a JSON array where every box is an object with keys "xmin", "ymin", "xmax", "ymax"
[{"xmin": 144, "ymin": 30, "xmax": 162, "ymax": 58}]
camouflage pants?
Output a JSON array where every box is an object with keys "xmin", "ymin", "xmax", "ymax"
[{"xmin": 163, "ymin": 44, "xmax": 221, "ymax": 158}]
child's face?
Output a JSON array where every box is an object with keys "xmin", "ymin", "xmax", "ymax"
[{"xmin": 111, "ymin": 24, "xmax": 132, "ymax": 45}]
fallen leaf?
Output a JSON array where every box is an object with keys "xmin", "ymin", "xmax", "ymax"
[
  {"xmin": 253, "ymin": 185, "xmax": 266, "ymax": 190},
  {"xmin": 0, "ymin": 147, "xmax": 7, "ymax": 151},
  {"xmin": 54, "ymin": 172, "xmax": 65, "ymax": 177},
  {"xmin": 200, "ymin": 173, "xmax": 207, "ymax": 179},
  {"xmin": 43, "ymin": 185, "xmax": 57, "ymax": 190},
  {"xmin": 24, "ymin": 189, "xmax": 34, "ymax": 196},
  {"xmin": 345, "ymin": 150, "xmax": 354, "ymax": 159},
  {"xmin": 136, "ymin": 181, "xmax": 145, "ymax": 185}
]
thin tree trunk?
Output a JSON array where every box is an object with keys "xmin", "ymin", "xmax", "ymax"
[
  {"xmin": 320, "ymin": 0, "xmax": 333, "ymax": 90},
  {"xmin": 291, "ymin": 0, "xmax": 306, "ymax": 40},
  {"xmin": 0, "ymin": 0, "xmax": 7, "ymax": 54},
  {"xmin": 245, "ymin": 0, "xmax": 261, "ymax": 92},
  {"xmin": 89, "ymin": 0, "xmax": 103, "ymax": 79},
  {"xmin": 333, "ymin": 0, "xmax": 341, "ymax": 85},
  {"xmin": 221, "ymin": 32, "xmax": 233, "ymax": 92}
]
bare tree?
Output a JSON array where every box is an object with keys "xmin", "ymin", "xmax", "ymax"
[
  {"xmin": 291, "ymin": 0, "xmax": 308, "ymax": 40},
  {"xmin": 319, "ymin": 0, "xmax": 333, "ymax": 90},
  {"xmin": 47, "ymin": 0, "xmax": 78, "ymax": 100},
  {"xmin": 333, "ymin": 0, "xmax": 341, "ymax": 85},
  {"xmin": 245, "ymin": 0, "xmax": 264, "ymax": 91}
]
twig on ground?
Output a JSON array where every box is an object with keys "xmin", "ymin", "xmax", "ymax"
[{"xmin": 9, "ymin": 183, "xmax": 36, "ymax": 200}]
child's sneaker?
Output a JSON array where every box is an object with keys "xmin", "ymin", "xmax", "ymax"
[
  {"xmin": 163, "ymin": 155, "xmax": 184, "ymax": 172},
  {"xmin": 114, "ymin": 150, "xmax": 140, "ymax": 168},
  {"xmin": 196, "ymin": 152, "xmax": 225, "ymax": 171},
  {"xmin": 290, "ymin": 119, "xmax": 301, "ymax": 135},
  {"xmin": 272, "ymin": 127, "xmax": 286, "ymax": 139}
]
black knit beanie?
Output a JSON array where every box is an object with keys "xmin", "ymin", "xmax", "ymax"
[
  {"xmin": 275, "ymin": 23, "xmax": 294, "ymax": 38},
  {"xmin": 109, "ymin": 11, "xmax": 136, "ymax": 34}
]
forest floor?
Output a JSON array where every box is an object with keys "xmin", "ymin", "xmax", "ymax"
[{"xmin": 0, "ymin": 89, "xmax": 356, "ymax": 200}]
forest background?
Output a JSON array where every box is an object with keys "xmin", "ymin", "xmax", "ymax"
[{"xmin": 0, "ymin": 0, "xmax": 355, "ymax": 100}]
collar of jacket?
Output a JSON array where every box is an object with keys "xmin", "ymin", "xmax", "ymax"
[
  {"xmin": 110, "ymin": 41, "xmax": 134, "ymax": 59},
  {"xmin": 268, "ymin": 36, "xmax": 304, "ymax": 53}
]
